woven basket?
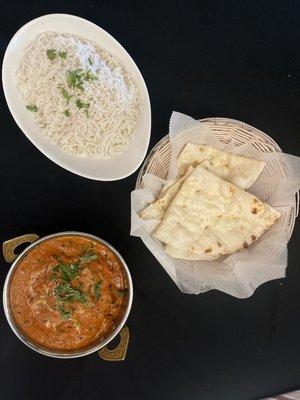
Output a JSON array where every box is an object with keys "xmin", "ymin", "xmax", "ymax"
[{"xmin": 136, "ymin": 117, "xmax": 299, "ymax": 241}]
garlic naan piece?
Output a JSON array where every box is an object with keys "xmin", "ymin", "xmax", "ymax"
[
  {"xmin": 155, "ymin": 166, "xmax": 280, "ymax": 261},
  {"xmin": 140, "ymin": 166, "xmax": 194, "ymax": 220},
  {"xmin": 177, "ymin": 143, "xmax": 265, "ymax": 189}
]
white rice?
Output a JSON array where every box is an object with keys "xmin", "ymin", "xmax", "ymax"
[{"xmin": 17, "ymin": 32, "xmax": 140, "ymax": 158}]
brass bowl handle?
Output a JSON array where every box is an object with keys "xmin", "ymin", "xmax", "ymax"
[
  {"xmin": 2, "ymin": 234, "xmax": 40, "ymax": 263},
  {"xmin": 98, "ymin": 325, "xmax": 129, "ymax": 361}
]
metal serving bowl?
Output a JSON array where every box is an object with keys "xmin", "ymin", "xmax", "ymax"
[{"xmin": 2, "ymin": 231, "xmax": 133, "ymax": 360}]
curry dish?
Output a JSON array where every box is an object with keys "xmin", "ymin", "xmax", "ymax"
[{"xmin": 10, "ymin": 235, "xmax": 128, "ymax": 350}]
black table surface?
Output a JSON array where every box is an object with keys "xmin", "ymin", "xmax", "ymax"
[{"xmin": 1, "ymin": 1, "xmax": 300, "ymax": 399}]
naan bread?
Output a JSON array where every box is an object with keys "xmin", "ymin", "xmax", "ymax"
[
  {"xmin": 155, "ymin": 166, "xmax": 280, "ymax": 260},
  {"xmin": 177, "ymin": 143, "xmax": 265, "ymax": 189},
  {"xmin": 140, "ymin": 166, "xmax": 194, "ymax": 220},
  {"xmin": 165, "ymin": 244, "xmax": 220, "ymax": 261},
  {"xmin": 141, "ymin": 144, "xmax": 264, "ymax": 221}
]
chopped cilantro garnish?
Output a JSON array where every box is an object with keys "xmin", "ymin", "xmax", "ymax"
[
  {"xmin": 51, "ymin": 250, "xmax": 99, "ymax": 320},
  {"xmin": 54, "ymin": 282, "xmax": 87, "ymax": 304},
  {"xmin": 58, "ymin": 304, "xmax": 71, "ymax": 319},
  {"xmin": 59, "ymin": 51, "xmax": 67, "ymax": 59},
  {"xmin": 26, "ymin": 104, "xmax": 38, "ymax": 112},
  {"xmin": 46, "ymin": 49, "xmax": 56, "ymax": 61},
  {"xmin": 83, "ymin": 70, "xmax": 97, "ymax": 81},
  {"xmin": 51, "ymin": 262, "xmax": 80, "ymax": 282},
  {"xmin": 67, "ymin": 69, "xmax": 84, "ymax": 91},
  {"xmin": 117, "ymin": 288, "xmax": 128, "ymax": 297},
  {"xmin": 76, "ymin": 98, "xmax": 90, "ymax": 110},
  {"xmin": 60, "ymin": 87, "xmax": 73, "ymax": 104},
  {"xmin": 94, "ymin": 281, "xmax": 102, "ymax": 300},
  {"xmin": 80, "ymin": 251, "xmax": 97, "ymax": 263}
]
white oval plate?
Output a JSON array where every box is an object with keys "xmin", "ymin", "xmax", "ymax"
[{"xmin": 2, "ymin": 14, "xmax": 151, "ymax": 181}]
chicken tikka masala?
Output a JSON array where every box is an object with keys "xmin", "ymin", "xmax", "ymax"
[{"xmin": 10, "ymin": 235, "xmax": 128, "ymax": 350}]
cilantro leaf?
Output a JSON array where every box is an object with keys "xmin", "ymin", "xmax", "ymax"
[
  {"xmin": 67, "ymin": 70, "xmax": 84, "ymax": 91},
  {"xmin": 94, "ymin": 281, "xmax": 102, "ymax": 300},
  {"xmin": 47, "ymin": 49, "xmax": 57, "ymax": 61},
  {"xmin": 83, "ymin": 70, "xmax": 97, "ymax": 82},
  {"xmin": 80, "ymin": 250, "xmax": 97, "ymax": 263},
  {"xmin": 51, "ymin": 262, "xmax": 80, "ymax": 282},
  {"xmin": 76, "ymin": 98, "xmax": 89, "ymax": 109},
  {"xmin": 54, "ymin": 282, "xmax": 87, "ymax": 303},
  {"xmin": 51, "ymin": 265, "xmax": 60, "ymax": 280},
  {"xmin": 26, "ymin": 105, "xmax": 38, "ymax": 112},
  {"xmin": 58, "ymin": 304, "xmax": 71, "ymax": 319},
  {"xmin": 117, "ymin": 288, "xmax": 128, "ymax": 298},
  {"xmin": 61, "ymin": 88, "xmax": 73, "ymax": 104},
  {"xmin": 59, "ymin": 51, "xmax": 67, "ymax": 59}
]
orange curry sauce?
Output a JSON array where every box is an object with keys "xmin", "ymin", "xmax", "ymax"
[{"xmin": 10, "ymin": 235, "xmax": 128, "ymax": 350}]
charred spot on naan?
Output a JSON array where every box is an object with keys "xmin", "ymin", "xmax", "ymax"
[
  {"xmin": 204, "ymin": 248, "xmax": 212, "ymax": 253},
  {"xmin": 251, "ymin": 198, "xmax": 264, "ymax": 214},
  {"xmin": 251, "ymin": 197, "xmax": 265, "ymax": 214}
]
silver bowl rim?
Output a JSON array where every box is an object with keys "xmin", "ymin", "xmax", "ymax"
[{"xmin": 2, "ymin": 231, "xmax": 133, "ymax": 359}]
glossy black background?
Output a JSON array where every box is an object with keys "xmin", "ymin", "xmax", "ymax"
[{"xmin": 1, "ymin": 1, "xmax": 300, "ymax": 399}]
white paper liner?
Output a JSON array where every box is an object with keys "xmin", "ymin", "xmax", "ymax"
[{"xmin": 131, "ymin": 112, "xmax": 300, "ymax": 298}]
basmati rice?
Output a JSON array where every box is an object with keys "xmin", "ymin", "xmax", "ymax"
[{"xmin": 17, "ymin": 32, "xmax": 140, "ymax": 158}]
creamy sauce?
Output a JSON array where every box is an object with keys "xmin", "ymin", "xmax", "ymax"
[{"xmin": 10, "ymin": 235, "xmax": 128, "ymax": 350}]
